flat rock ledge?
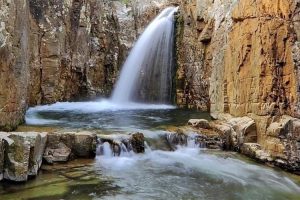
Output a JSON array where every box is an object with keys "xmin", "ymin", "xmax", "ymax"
[
  {"xmin": 187, "ymin": 114, "xmax": 300, "ymax": 174},
  {"xmin": 0, "ymin": 131, "xmax": 97, "ymax": 182}
]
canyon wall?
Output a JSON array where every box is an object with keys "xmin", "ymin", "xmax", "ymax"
[
  {"xmin": 0, "ymin": 0, "xmax": 30, "ymax": 130},
  {"xmin": 176, "ymin": 0, "xmax": 300, "ymax": 171},
  {"xmin": 0, "ymin": 0, "xmax": 299, "ymax": 171},
  {"xmin": 0, "ymin": 0, "xmax": 168, "ymax": 130},
  {"xmin": 177, "ymin": 0, "xmax": 300, "ymax": 116}
]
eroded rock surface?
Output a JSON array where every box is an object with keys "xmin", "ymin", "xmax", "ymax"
[
  {"xmin": 0, "ymin": 132, "xmax": 47, "ymax": 182},
  {"xmin": 0, "ymin": 0, "xmax": 168, "ymax": 130},
  {"xmin": 188, "ymin": 114, "xmax": 300, "ymax": 173},
  {"xmin": 176, "ymin": 0, "xmax": 300, "ymax": 173},
  {"xmin": 44, "ymin": 131, "xmax": 97, "ymax": 163}
]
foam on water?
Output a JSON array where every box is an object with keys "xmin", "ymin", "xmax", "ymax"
[
  {"xmin": 96, "ymin": 144, "xmax": 300, "ymax": 199},
  {"xmin": 25, "ymin": 99, "xmax": 175, "ymax": 125},
  {"xmin": 112, "ymin": 7, "xmax": 178, "ymax": 103}
]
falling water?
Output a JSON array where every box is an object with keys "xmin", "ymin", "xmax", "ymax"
[{"xmin": 112, "ymin": 7, "xmax": 178, "ymax": 104}]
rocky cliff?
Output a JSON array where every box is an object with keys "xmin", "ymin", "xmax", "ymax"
[
  {"xmin": 0, "ymin": 0, "xmax": 300, "ymax": 172},
  {"xmin": 0, "ymin": 0, "xmax": 168, "ymax": 130},
  {"xmin": 176, "ymin": 0, "xmax": 300, "ymax": 172},
  {"xmin": 0, "ymin": 0, "xmax": 30, "ymax": 130}
]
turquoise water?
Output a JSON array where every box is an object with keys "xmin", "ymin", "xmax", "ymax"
[{"xmin": 0, "ymin": 101, "xmax": 299, "ymax": 200}]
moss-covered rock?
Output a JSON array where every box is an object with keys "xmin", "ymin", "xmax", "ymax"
[{"xmin": 2, "ymin": 132, "xmax": 47, "ymax": 182}]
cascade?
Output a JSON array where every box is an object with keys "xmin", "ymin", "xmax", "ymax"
[{"xmin": 112, "ymin": 7, "xmax": 178, "ymax": 104}]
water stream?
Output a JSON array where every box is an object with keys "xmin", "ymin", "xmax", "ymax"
[
  {"xmin": 112, "ymin": 7, "xmax": 177, "ymax": 103},
  {"xmin": 0, "ymin": 6, "xmax": 299, "ymax": 200},
  {"xmin": 0, "ymin": 102, "xmax": 294, "ymax": 199}
]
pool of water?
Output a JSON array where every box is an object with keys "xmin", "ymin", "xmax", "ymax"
[
  {"xmin": 25, "ymin": 100, "xmax": 210, "ymax": 132},
  {"xmin": 1, "ymin": 100, "xmax": 300, "ymax": 200}
]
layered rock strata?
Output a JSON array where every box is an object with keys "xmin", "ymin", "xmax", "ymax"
[
  {"xmin": 0, "ymin": 0, "xmax": 168, "ymax": 130},
  {"xmin": 188, "ymin": 115, "xmax": 300, "ymax": 174},
  {"xmin": 176, "ymin": 0, "xmax": 300, "ymax": 173}
]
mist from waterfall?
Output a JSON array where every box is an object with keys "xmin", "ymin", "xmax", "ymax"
[{"xmin": 112, "ymin": 7, "xmax": 178, "ymax": 104}]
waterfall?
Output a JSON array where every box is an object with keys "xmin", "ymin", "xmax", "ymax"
[{"xmin": 112, "ymin": 7, "xmax": 178, "ymax": 104}]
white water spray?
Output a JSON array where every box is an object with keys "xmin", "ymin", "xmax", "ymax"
[{"xmin": 112, "ymin": 7, "xmax": 178, "ymax": 104}]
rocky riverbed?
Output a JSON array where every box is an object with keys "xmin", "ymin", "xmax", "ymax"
[{"xmin": 0, "ymin": 113, "xmax": 299, "ymax": 183}]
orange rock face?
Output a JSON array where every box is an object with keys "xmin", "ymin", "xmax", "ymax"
[
  {"xmin": 225, "ymin": 0, "xmax": 298, "ymax": 117},
  {"xmin": 176, "ymin": 0, "xmax": 300, "ymax": 172}
]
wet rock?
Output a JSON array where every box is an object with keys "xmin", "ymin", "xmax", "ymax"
[
  {"xmin": 228, "ymin": 117, "xmax": 257, "ymax": 146},
  {"xmin": 45, "ymin": 132, "xmax": 97, "ymax": 162},
  {"xmin": 43, "ymin": 142, "xmax": 72, "ymax": 164},
  {"xmin": 240, "ymin": 143, "xmax": 273, "ymax": 163},
  {"xmin": 188, "ymin": 119, "xmax": 211, "ymax": 129},
  {"xmin": 0, "ymin": 132, "xmax": 12, "ymax": 181},
  {"xmin": 97, "ymin": 133, "xmax": 145, "ymax": 155},
  {"xmin": 4, "ymin": 134, "xmax": 30, "ymax": 181},
  {"xmin": 165, "ymin": 130, "xmax": 188, "ymax": 150},
  {"xmin": 210, "ymin": 123, "xmax": 234, "ymax": 150},
  {"xmin": 0, "ymin": 138, "xmax": 4, "ymax": 181},
  {"xmin": 194, "ymin": 134, "xmax": 223, "ymax": 149},
  {"xmin": 263, "ymin": 116, "xmax": 300, "ymax": 172},
  {"xmin": 97, "ymin": 134, "xmax": 128, "ymax": 156},
  {"xmin": 3, "ymin": 132, "xmax": 47, "ymax": 182},
  {"xmin": 28, "ymin": 132, "xmax": 47, "ymax": 176},
  {"xmin": 130, "ymin": 133, "xmax": 145, "ymax": 154},
  {"xmin": 111, "ymin": 142, "xmax": 122, "ymax": 156},
  {"xmin": 73, "ymin": 132, "xmax": 97, "ymax": 158}
]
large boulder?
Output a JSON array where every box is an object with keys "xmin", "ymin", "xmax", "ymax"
[
  {"xmin": 210, "ymin": 122, "xmax": 234, "ymax": 150},
  {"xmin": 240, "ymin": 143, "xmax": 273, "ymax": 162},
  {"xmin": 3, "ymin": 132, "xmax": 47, "ymax": 182},
  {"xmin": 227, "ymin": 117, "xmax": 257, "ymax": 148},
  {"xmin": 4, "ymin": 133, "xmax": 30, "ymax": 182},
  {"xmin": 264, "ymin": 116, "xmax": 300, "ymax": 172},
  {"xmin": 44, "ymin": 132, "xmax": 97, "ymax": 163},
  {"xmin": 73, "ymin": 132, "xmax": 97, "ymax": 157}
]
